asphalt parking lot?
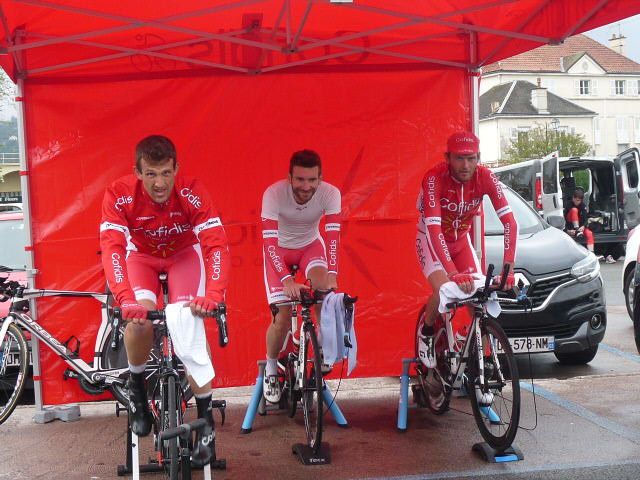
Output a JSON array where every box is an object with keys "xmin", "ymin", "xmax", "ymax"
[{"xmin": 2, "ymin": 262, "xmax": 640, "ymax": 480}]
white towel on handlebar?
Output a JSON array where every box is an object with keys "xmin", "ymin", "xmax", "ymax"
[
  {"xmin": 437, "ymin": 275, "xmax": 501, "ymax": 318},
  {"xmin": 320, "ymin": 292, "xmax": 357, "ymax": 375},
  {"xmin": 165, "ymin": 303, "xmax": 215, "ymax": 388}
]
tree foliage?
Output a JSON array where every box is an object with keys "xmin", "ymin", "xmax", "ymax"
[{"xmin": 503, "ymin": 125, "xmax": 591, "ymax": 164}]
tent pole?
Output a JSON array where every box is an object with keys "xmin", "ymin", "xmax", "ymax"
[
  {"xmin": 15, "ymin": 77, "xmax": 44, "ymax": 415},
  {"xmin": 469, "ymin": 31, "xmax": 484, "ymax": 268}
]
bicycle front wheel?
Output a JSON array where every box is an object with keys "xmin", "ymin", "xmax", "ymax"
[
  {"xmin": 468, "ymin": 317, "xmax": 520, "ymax": 451},
  {"xmin": 156, "ymin": 375, "xmax": 181, "ymax": 480},
  {"xmin": 301, "ymin": 325, "xmax": 323, "ymax": 452},
  {"xmin": 0, "ymin": 322, "xmax": 28, "ymax": 425}
]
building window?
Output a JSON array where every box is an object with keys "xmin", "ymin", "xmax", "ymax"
[
  {"xmin": 509, "ymin": 126, "xmax": 530, "ymax": 141},
  {"xmin": 594, "ymin": 118, "xmax": 601, "ymax": 145},
  {"xmin": 579, "ymin": 79, "xmax": 591, "ymax": 95},
  {"xmin": 617, "ymin": 117, "xmax": 630, "ymax": 144},
  {"xmin": 615, "ymin": 79, "xmax": 626, "ymax": 95}
]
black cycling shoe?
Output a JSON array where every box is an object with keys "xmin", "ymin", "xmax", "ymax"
[
  {"xmin": 127, "ymin": 373, "xmax": 153, "ymax": 437},
  {"xmin": 192, "ymin": 423, "xmax": 215, "ymax": 468}
]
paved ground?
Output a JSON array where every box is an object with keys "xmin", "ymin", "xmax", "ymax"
[{"xmin": 2, "ymin": 262, "xmax": 640, "ymax": 479}]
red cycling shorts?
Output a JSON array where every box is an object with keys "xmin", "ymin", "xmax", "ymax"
[
  {"xmin": 415, "ymin": 230, "xmax": 481, "ymax": 279},
  {"xmin": 126, "ymin": 244, "xmax": 205, "ymax": 305},
  {"xmin": 263, "ymin": 238, "xmax": 328, "ymax": 304}
]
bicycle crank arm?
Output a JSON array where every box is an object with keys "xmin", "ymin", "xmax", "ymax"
[{"xmin": 212, "ymin": 399, "xmax": 226, "ymax": 425}]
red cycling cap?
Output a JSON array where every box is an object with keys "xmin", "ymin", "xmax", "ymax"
[{"xmin": 447, "ymin": 131, "xmax": 480, "ymax": 155}]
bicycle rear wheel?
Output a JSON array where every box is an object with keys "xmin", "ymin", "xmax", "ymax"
[
  {"xmin": 468, "ymin": 317, "xmax": 520, "ymax": 451},
  {"xmin": 301, "ymin": 325, "xmax": 323, "ymax": 452},
  {"xmin": 414, "ymin": 307, "xmax": 450, "ymax": 414},
  {"xmin": 0, "ymin": 322, "xmax": 28, "ymax": 425}
]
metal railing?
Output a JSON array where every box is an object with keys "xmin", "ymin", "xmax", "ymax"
[{"xmin": 0, "ymin": 152, "xmax": 19, "ymax": 164}]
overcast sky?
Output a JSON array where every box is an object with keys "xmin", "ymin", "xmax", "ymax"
[{"xmin": 585, "ymin": 13, "xmax": 640, "ymax": 63}]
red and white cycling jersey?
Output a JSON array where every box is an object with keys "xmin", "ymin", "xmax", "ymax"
[
  {"xmin": 261, "ymin": 179, "xmax": 341, "ymax": 283},
  {"xmin": 417, "ymin": 162, "xmax": 518, "ymax": 275},
  {"xmin": 100, "ymin": 174, "xmax": 230, "ymax": 305}
]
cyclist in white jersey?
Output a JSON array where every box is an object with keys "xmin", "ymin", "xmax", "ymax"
[{"xmin": 261, "ymin": 149, "xmax": 341, "ymax": 403}]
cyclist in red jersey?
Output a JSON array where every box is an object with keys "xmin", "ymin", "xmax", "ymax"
[
  {"xmin": 415, "ymin": 131, "xmax": 518, "ymax": 368},
  {"xmin": 100, "ymin": 135, "xmax": 229, "ymax": 464}
]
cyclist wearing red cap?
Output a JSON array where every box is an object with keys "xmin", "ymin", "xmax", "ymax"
[{"xmin": 415, "ymin": 131, "xmax": 518, "ymax": 368}]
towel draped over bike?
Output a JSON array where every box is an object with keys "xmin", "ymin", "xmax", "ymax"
[
  {"xmin": 165, "ymin": 303, "xmax": 215, "ymax": 387},
  {"xmin": 438, "ymin": 275, "xmax": 501, "ymax": 318},
  {"xmin": 320, "ymin": 292, "xmax": 357, "ymax": 375}
]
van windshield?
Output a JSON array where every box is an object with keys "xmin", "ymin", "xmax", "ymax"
[
  {"xmin": 484, "ymin": 188, "xmax": 544, "ymax": 235},
  {"xmin": 494, "ymin": 164, "xmax": 534, "ymax": 202}
]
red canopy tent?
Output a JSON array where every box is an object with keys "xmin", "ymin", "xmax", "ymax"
[{"xmin": 0, "ymin": 0, "xmax": 636, "ymax": 407}]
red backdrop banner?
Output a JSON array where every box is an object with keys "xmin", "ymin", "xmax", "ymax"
[{"xmin": 26, "ymin": 68, "xmax": 471, "ymax": 404}]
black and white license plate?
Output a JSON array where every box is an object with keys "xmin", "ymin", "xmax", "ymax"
[{"xmin": 495, "ymin": 336, "xmax": 555, "ymax": 354}]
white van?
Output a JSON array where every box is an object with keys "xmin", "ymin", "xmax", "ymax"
[{"xmin": 492, "ymin": 148, "xmax": 640, "ymax": 257}]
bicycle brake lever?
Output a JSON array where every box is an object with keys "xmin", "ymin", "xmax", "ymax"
[{"xmin": 215, "ymin": 303, "xmax": 229, "ymax": 348}]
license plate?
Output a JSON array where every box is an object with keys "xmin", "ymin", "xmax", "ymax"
[{"xmin": 495, "ymin": 336, "xmax": 555, "ymax": 354}]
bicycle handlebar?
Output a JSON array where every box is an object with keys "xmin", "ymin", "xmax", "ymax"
[
  {"xmin": 445, "ymin": 263, "xmax": 529, "ymax": 310},
  {"xmin": 112, "ymin": 304, "xmax": 229, "ymax": 348}
]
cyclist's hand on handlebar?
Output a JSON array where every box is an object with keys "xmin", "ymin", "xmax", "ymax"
[
  {"xmin": 188, "ymin": 296, "xmax": 218, "ymax": 318},
  {"xmin": 121, "ymin": 301, "xmax": 148, "ymax": 324},
  {"xmin": 282, "ymin": 277, "xmax": 309, "ymax": 300},
  {"xmin": 449, "ymin": 273, "xmax": 476, "ymax": 294},
  {"xmin": 493, "ymin": 272, "xmax": 515, "ymax": 291}
]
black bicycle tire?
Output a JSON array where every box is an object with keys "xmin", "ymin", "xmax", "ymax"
[
  {"xmin": 468, "ymin": 317, "xmax": 520, "ymax": 451},
  {"xmin": 166, "ymin": 375, "xmax": 179, "ymax": 480},
  {"xmin": 0, "ymin": 323, "xmax": 28, "ymax": 425},
  {"xmin": 301, "ymin": 325, "xmax": 323, "ymax": 452},
  {"xmin": 414, "ymin": 307, "xmax": 450, "ymax": 415}
]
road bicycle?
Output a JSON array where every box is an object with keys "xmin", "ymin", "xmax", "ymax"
[
  {"xmin": 413, "ymin": 264, "xmax": 528, "ymax": 451},
  {"xmin": 0, "ymin": 273, "xmax": 134, "ymax": 424},
  {"xmin": 112, "ymin": 301, "xmax": 228, "ymax": 480},
  {"xmin": 270, "ymin": 285, "xmax": 357, "ymax": 454}
]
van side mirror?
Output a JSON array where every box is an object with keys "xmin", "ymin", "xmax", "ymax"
[{"xmin": 546, "ymin": 215, "xmax": 565, "ymax": 229}]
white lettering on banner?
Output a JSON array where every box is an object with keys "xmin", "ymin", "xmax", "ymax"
[
  {"xmin": 329, "ymin": 239, "xmax": 338, "ymax": 267},
  {"xmin": 180, "ymin": 187, "xmax": 202, "ymax": 208},
  {"xmin": 136, "ymin": 216, "xmax": 155, "ymax": 221},
  {"xmin": 427, "ymin": 176, "xmax": 436, "ymax": 208},
  {"xmin": 115, "ymin": 195, "xmax": 133, "ymax": 211},
  {"xmin": 111, "ymin": 253, "xmax": 124, "ymax": 283},
  {"xmin": 211, "ymin": 250, "xmax": 221, "ymax": 280},
  {"xmin": 438, "ymin": 233, "xmax": 452, "ymax": 262},
  {"xmin": 267, "ymin": 245, "xmax": 284, "ymax": 273}
]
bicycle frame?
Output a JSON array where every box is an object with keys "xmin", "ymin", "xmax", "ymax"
[
  {"xmin": 437, "ymin": 305, "xmax": 505, "ymax": 394},
  {"xmin": 0, "ymin": 289, "xmax": 128, "ymax": 388}
]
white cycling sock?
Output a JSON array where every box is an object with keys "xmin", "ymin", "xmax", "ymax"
[
  {"xmin": 129, "ymin": 362, "xmax": 147, "ymax": 374},
  {"xmin": 265, "ymin": 357, "xmax": 278, "ymax": 377}
]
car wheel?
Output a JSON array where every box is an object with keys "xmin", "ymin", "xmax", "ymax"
[
  {"xmin": 554, "ymin": 345, "xmax": 598, "ymax": 365},
  {"xmin": 624, "ymin": 266, "xmax": 635, "ymax": 320}
]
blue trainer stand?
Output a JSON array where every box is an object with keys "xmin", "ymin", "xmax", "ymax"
[
  {"xmin": 397, "ymin": 358, "xmax": 417, "ymax": 431},
  {"xmin": 472, "ymin": 442, "xmax": 524, "ymax": 463},
  {"xmin": 241, "ymin": 360, "xmax": 348, "ymax": 434}
]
